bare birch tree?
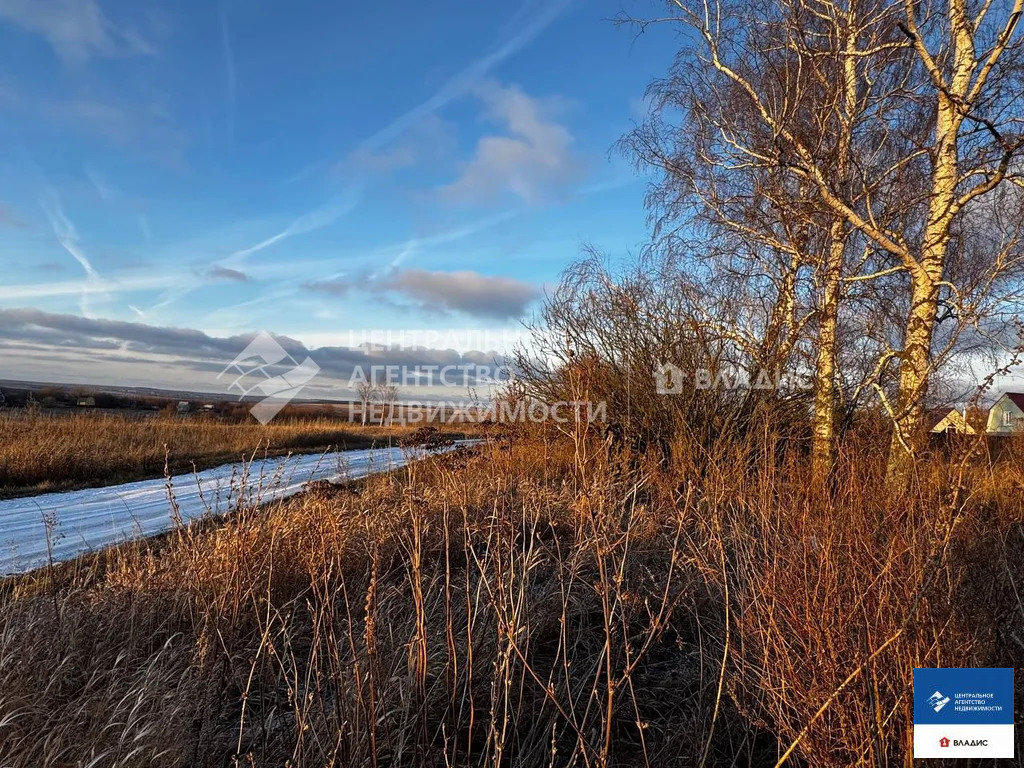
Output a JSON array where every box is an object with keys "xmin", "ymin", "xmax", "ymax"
[
  {"xmin": 626, "ymin": 0, "xmax": 1024, "ymax": 481},
  {"xmin": 356, "ymin": 380, "xmax": 374, "ymax": 426},
  {"xmin": 378, "ymin": 385, "xmax": 399, "ymax": 427},
  {"xmin": 624, "ymin": 0, "xmax": 903, "ymax": 482}
]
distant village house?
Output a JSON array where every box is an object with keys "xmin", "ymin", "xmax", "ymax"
[
  {"xmin": 986, "ymin": 392, "xmax": 1024, "ymax": 435},
  {"xmin": 926, "ymin": 393, "xmax": 1024, "ymax": 436},
  {"xmin": 928, "ymin": 408, "xmax": 975, "ymax": 435}
]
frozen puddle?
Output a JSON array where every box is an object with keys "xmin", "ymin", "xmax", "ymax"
[{"xmin": 0, "ymin": 444, "xmax": 454, "ymax": 575}]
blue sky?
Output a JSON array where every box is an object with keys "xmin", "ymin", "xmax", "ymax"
[{"xmin": 0, "ymin": 0, "xmax": 677, "ymax": 393}]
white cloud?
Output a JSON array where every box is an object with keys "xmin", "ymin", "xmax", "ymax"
[
  {"xmin": 0, "ymin": 274, "xmax": 181, "ymax": 302},
  {"xmin": 347, "ymin": 115, "xmax": 456, "ymax": 175},
  {"xmin": 290, "ymin": 0, "xmax": 577, "ymax": 183},
  {"xmin": 361, "ymin": 0, "xmax": 575, "ymax": 153},
  {"xmin": 39, "ymin": 192, "xmax": 106, "ymax": 317},
  {"xmin": 373, "ymin": 210, "xmax": 521, "ymax": 270},
  {"xmin": 224, "ymin": 191, "xmax": 362, "ymax": 266},
  {"xmin": 137, "ymin": 192, "xmax": 367, "ymax": 323},
  {"xmin": 0, "ymin": 0, "xmax": 154, "ymax": 60},
  {"xmin": 441, "ymin": 82, "xmax": 580, "ymax": 204},
  {"xmin": 83, "ymin": 164, "xmax": 118, "ymax": 201}
]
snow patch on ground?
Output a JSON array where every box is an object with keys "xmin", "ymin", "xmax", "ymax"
[{"xmin": 0, "ymin": 445, "xmax": 432, "ymax": 575}]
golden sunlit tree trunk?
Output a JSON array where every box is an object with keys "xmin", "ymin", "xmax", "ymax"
[
  {"xmin": 811, "ymin": 26, "xmax": 858, "ymax": 487},
  {"xmin": 812, "ymin": 226, "xmax": 845, "ymax": 486},
  {"xmin": 884, "ymin": 0, "xmax": 1016, "ymax": 481}
]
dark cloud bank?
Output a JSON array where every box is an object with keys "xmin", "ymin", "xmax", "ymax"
[
  {"xmin": 304, "ymin": 268, "xmax": 540, "ymax": 321},
  {"xmin": 0, "ymin": 308, "xmax": 516, "ymax": 399}
]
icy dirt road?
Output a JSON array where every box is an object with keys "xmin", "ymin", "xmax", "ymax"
[{"xmin": 0, "ymin": 444, "xmax": 445, "ymax": 575}]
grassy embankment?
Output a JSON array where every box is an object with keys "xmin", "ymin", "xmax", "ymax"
[{"xmin": 0, "ymin": 423, "xmax": 1021, "ymax": 766}]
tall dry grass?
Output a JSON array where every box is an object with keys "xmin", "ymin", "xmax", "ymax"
[
  {"xmin": 0, "ymin": 426, "xmax": 1021, "ymax": 766},
  {"xmin": 0, "ymin": 411, "xmax": 425, "ymax": 495}
]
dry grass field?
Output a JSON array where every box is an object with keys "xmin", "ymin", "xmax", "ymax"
[
  {"xmin": 3, "ymin": 0, "xmax": 1023, "ymax": 762},
  {"xmin": 0, "ymin": 423, "xmax": 1020, "ymax": 766},
  {"xmin": 0, "ymin": 411, "xmax": 443, "ymax": 496}
]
